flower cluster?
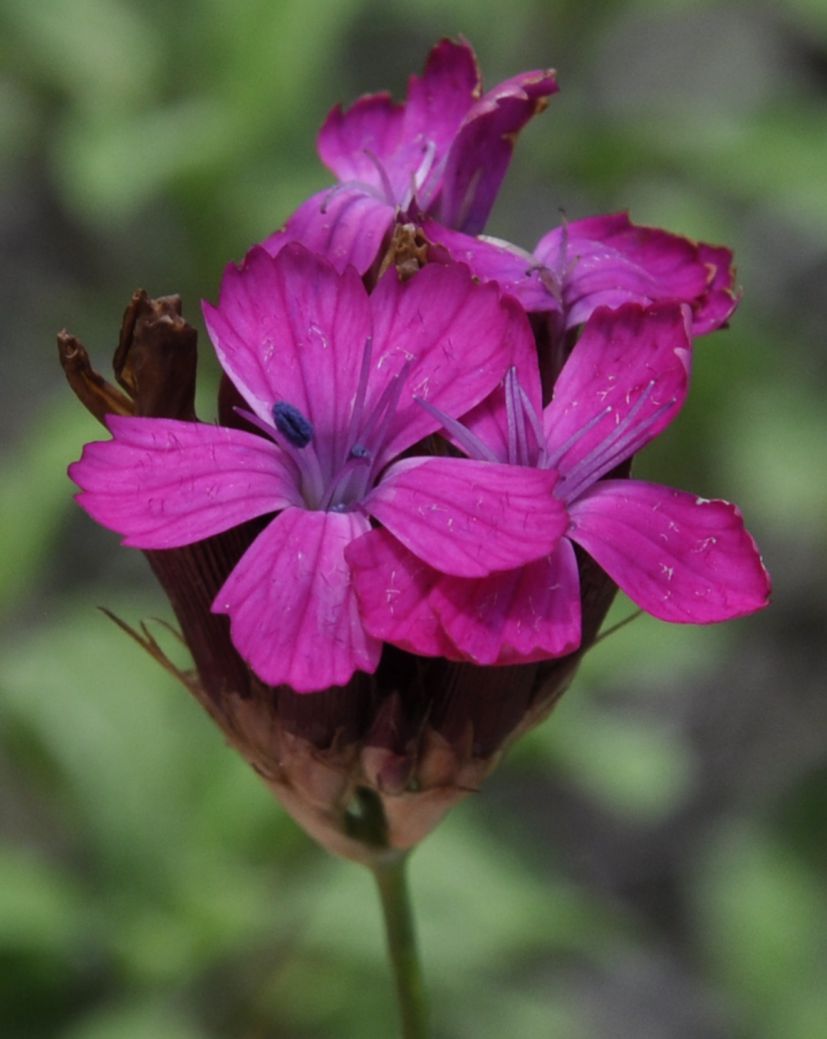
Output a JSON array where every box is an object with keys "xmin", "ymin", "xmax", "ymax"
[{"xmin": 69, "ymin": 38, "xmax": 769, "ymax": 697}]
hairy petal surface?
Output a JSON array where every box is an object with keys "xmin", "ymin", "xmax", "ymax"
[
  {"xmin": 369, "ymin": 263, "xmax": 525, "ymax": 462},
  {"xmin": 568, "ymin": 480, "xmax": 771, "ymax": 623},
  {"xmin": 213, "ymin": 507, "xmax": 379, "ymax": 692},
  {"xmin": 262, "ymin": 187, "xmax": 396, "ymax": 275},
  {"xmin": 545, "ymin": 303, "xmax": 692, "ymax": 496},
  {"xmin": 432, "ymin": 538, "xmax": 581, "ymax": 664},
  {"xmin": 345, "ymin": 528, "xmax": 459, "ymax": 658},
  {"xmin": 70, "ymin": 416, "xmax": 298, "ymax": 548},
  {"xmin": 203, "ymin": 245, "xmax": 372, "ymax": 471},
  {"xmin": 365, "ymin": 456, "xmax": 566, "ymax": 578},
  {"xmin": 437, "ymin": 68, "xmax": 558, "ymax": 234}
]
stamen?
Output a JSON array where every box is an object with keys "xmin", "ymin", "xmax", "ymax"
[
  {"xmin": 505, "ymin": 379, "xmax": 517, "ymax": 464},
  {"xmin": 319, "ymin": 348, "xmax": 415, "ymax": 510},
  {"xmin": 537, "ymin": 212, "xmax": 573, "ymax": 310},
  {"xmin": 572, "ymin": 382, "xmax": 656, "ymax": 475},
  {"xmin": 556, "ymin": 382, "xmax": 676, "ymax": 503},
  {"xmin": 354, "ymin": 357, "xmax": 413, "ymax": 458},
  {"xmin": 537, "ymin": 266, "xmax": 564, "ymax": 307},
  {"xmin": 254, "ymin": 401, "xmax": 326, "ymax": 507},
  {"xmin": 233, "ymin": 406, "xmax": 280, "ymax": 441},
  {"xmin": 273, "ymin": 401, "xmax": 314, "ymax": 448},
  {"xmin": 516, "ymin": 381, "xmax": 548, "ymax": 467},
  {"xmin": 362, "ymin": 148, "xmax": 398, "ymax": 206},
  {"xmin": 505, "ymin": 369, "xmax": 529, "ymax": 465},
  {"xmin": 545, "ymin": 405, "xmax": 613, "ymax": 469},
  {"xmin": 500, "ymin": 368, "xmax": 546, "ymax": 468},
  {"xmin": 342, "ymin": 336, "xmax": 374, "ymax": 470},
  {"xmin": 405, "ymin": 139, "xmax": 438, "ymax": 209},
  {"xmin": 415, "ymin": 396, "xmax": 498, "ymax": 463},
  {"xmin": 447, "ymin": 166, "xmax": 484, "ymax": 232},
  {"xmin": 319, "ymin": 451, "xmax": 371, "ymax": 511}
]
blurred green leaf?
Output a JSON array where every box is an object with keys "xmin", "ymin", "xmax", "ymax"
[
  {"xmin": 692, "ymin": 822, "xmax": 827, "ymax": 1036},
  {"xmin": 632, "ymin": 108, "xmax": 827, "ymax": 232},
  {"xmin": 0, "ymin": 846, "xmax": 86, "ymax": 956},
  {"xmin": 2, "ymin": 0, "xmax": 161, "ymax": 110},
  {"xmin": 62, "ymin": 1001, "xmax": 204, "ymax": 1039},
  {"xmin": 0, "ymin": 400, "xmax": 100, "ymax": 613},
  {"xmin": 533, "ymin": 688, "xmax": 696, "ymax": 822}
]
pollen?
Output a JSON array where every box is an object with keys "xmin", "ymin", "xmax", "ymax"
[{"xmin": 273, "ymin": 401, "xmax": 314, "ymax": 448}]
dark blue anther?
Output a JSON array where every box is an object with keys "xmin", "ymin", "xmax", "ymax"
[
  {"xmin": 349, "ymin": 444, "xmax": 371, "ymax": 460},
  {"xmin": 273, "ymin": 401, "xmax": 314, "ymax": 448}
]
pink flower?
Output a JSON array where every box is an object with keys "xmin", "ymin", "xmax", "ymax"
[
  {"xmin": 347, "ymin": 302, "xmax": 770, "ymax": 665},
  {"xmin": 263, "ymin": 38, "xmax": 557, "ymax": 274},
  {"xmin": 69, "ymin": 245, "xmax": 568, "ymax": 691},
  {"xmin": 425, "ymin": 212, "xmax": 738, "ymax": 335}
]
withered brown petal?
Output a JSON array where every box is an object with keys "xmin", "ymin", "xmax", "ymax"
[
  {"xmin": 113, "ymin": 289, "xmax": 198, "ymax": 420},
  {"xmin": 57, "ymin": 330, "xmax": 134, "ymax": 426}
]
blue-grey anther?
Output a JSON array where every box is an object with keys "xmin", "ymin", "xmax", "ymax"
[{"xmin": 273, "ymin": 401, "xmax": 314, "ymax": 448}]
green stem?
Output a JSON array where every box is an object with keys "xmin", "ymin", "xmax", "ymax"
[{"xmin": 371, "ymin": 852, "xmax": 430, "ymax": 1039}]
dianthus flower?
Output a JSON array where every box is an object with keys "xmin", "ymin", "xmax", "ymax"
[
  {"xmin": 264, "ymin": 37, "xmax": 557, "ymax": 273},
  {"xmin": 425, "ymin": 212, "xmax": 738, "ymax": 337},
  {"xmin": 69, "ymin": 244, "xmax": 567, "ymax": 691},
  {"xmin": 347, "ymin": 302, "xmax": 770, "ymax": 665}
]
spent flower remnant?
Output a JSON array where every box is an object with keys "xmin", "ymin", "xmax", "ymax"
[
  {"xmin": 70, "ymin": 245, "xmax": 566, "ymax": 692},
  {"xmin": 348, "ymin": 303, "xmax": 770, "ymax": 666},
  {"xmin": 264, "ymin": 37, "xmax": 557, "ymax": 273}
]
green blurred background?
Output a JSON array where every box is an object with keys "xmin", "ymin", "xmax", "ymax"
[{"xmin": 1, "ymin": 0, "xmax": 825, "ymax": 1036}]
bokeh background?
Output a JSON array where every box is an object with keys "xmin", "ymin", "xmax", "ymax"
[{"xmin": 1, "ymin": 0, "xmax": 825, "ymax": 1036}]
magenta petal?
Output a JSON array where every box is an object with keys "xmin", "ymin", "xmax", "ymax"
[
  {"xmin": 568, "ymin": 480, "xmax": 771, "ymax": 623},
  {"xmin": 203, "ymin": 244, "xmax": 372, "ymax": 468},
  {"xmin": 395, "ymin": 38, "xmax": 481, "ymax": 205},
  {"xmin": 436, "ymin": 69, "xmax": 558, "ymax": 234},
  {"xmin": 432, "ymin": 538, "xmax": 581, "ymax": 665},
  {"xmin": 213, "ymin": 506, "xmax": 380, "ymax": 692},
  {"xmin": 69, "ymin": 416, "xmax": 298, "ymax": 548},
  {"xmin": 424, "ymin": 221, "xmax": 555, "ymax": 311},
  {"xmin": 345, "ymin": 528, "xmax": 460, "ymax": 658},
  {"xmin": 452, "ymin": 291, "xmax": 544, "ymax": 464},
  {"xmin": 534, "ymin": 213, "xmax": 718, "ymax": 330},
  {"xmin": 261, "ymin": 187, "xmax": 395, "ymax": 275},
  {"xmin": 317, "ymin": 92, "xmax": 404, "ymax": 187},
  {"xmin": 403, "ymin": 38, "xmax": 480, "ymax": 146},
  {"xmin": 545, "ymin": 303, "xmax": 692, "ymax": 498},
  {"xmin": 369, "ymin": 262, "xmax": 524, "ymax": 462},
  {"xmin": 365, "ymin": 456, "xmax": 567, "ymax": 578},
  {"xmin": 692, "ymin": 243, "xmax": 739, "ymax": 333}
]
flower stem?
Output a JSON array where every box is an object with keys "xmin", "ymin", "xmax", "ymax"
[{"xmin": 371, "ymin": 851, "xmax": 430, "ymax": 1039}]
